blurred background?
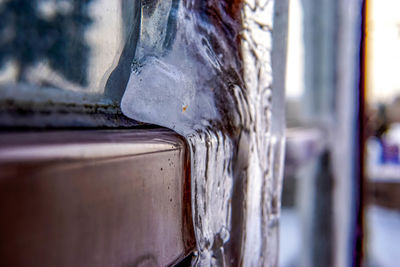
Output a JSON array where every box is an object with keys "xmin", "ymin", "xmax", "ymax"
[{"xmin": 280, "ymin": 0, "xmax": 400, "ymax": 266}]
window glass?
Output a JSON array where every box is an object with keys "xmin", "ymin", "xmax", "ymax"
[
  {"xmin": 0, "ymin": 0, "xmax": 137, "ymax": 106},
  {"xmin": 365, "ymin": 0, "xmax": 400, "ymax": 266}
]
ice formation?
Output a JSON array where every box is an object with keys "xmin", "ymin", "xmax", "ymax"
[{"xmin": 121, "ymin": 0, "xmax": 284, "ymax": 265}]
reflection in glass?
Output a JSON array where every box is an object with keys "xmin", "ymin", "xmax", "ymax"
[{"xmin": 0, "ymin": 0, "xmax": 137, "ymax": 105}]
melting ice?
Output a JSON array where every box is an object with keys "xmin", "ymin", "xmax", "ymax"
[{"xmin": 121, "ymin": 0, "xmax": 284, "ymax": 266}]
